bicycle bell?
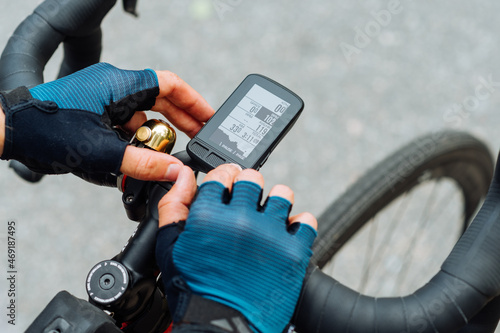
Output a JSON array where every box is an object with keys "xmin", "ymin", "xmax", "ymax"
[{"xmin": 132, "ymin": 119, "xmax": 176, "ymax": 154}]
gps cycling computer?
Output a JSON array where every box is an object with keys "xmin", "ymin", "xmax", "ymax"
[{"xmin": 186, "ymin": 74, "xmax": 304, "ymax": 171}]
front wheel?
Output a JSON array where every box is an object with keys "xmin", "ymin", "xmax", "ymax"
[{"xmin": 312, "ymin": 130, "xmax": 494, "ymax": 297}]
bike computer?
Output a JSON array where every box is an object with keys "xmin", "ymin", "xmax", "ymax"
[{"xmin": 187, "ymin": 74, "xmax": 304, "ymax": 171}]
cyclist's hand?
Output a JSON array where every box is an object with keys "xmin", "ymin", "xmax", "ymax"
[
  {"xmin": 156, "ymin": 164, "xmax": 318, "ymax": 333},
  {"xmin": 0, "ymin": 63, "xmax": 214, "ymax": 181}
]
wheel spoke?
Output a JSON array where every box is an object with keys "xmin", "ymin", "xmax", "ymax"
[
  {"xmin": 359, "ymin": 190, "xmax": 413, "ymax": 293},
  {"xmin": 322, "ymin": 177, "xmax": 467, "ymax": 297},
  {"xmin": 403, "ymin": 182, "xmax": 463, "ymax": 290},
  {"xmin": 394, "ymin": 179, "xmax": 441, "ymax": 294},
  {"xmin": 358, "ymin": 215, "xmax": 377, "ymax": 293}
]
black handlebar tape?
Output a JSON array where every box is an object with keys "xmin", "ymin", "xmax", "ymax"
[
  {"xmin": 441, "ymin": 155, "xmax": 500, "ymax": 296},
  {"xmin": 293, "ymin": 153, "xmax": 500, "ymax": 333},
  {"xmin": 0, "ymin": 12, "xmax": 62, "ymax": 90},
  {"xmin": 457, "ymin": 296, "xmax": 500, "ymax": 333},
  {"xmin": 57, "ymin": 31, "xmax": 103, "ymax": 79},
  {"xmin": 294, "ymin": 267, "xmax": 489, "ymax": 332},
  {"xmin": 0, "ymin": 0, "xmax": 117, "ymax": 90}
]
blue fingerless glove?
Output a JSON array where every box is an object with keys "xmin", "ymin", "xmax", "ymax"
[
  {"xmin": 0, "ymin": 62, "xmax": 159, "ymax": 175},
  {"xmin": 156, "ymin": 181, "xmax": 317, "ymax": 333}
]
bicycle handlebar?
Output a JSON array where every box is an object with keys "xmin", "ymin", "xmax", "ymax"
[
  {"xmin": 0, "ymin": 0, "xmax": 138, "ymax": 184},
  {"xmin": 3, "ymin": 0, "xmax": 500, "ymax": 331},
  {"xmin": 292, "ymin": 153, "xmax": 500, "ymax": 332},
  {"xmin": 86, "ymin": 179, "xmax": 172, "ymax": 327},
  {"xmin": 0, "ymin": 0, "xmax": 117, "ymax": 90}
]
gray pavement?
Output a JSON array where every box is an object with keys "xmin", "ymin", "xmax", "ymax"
[{"xmin": 1, "ymin": 0, "xmax": 500, "ymax": 331}]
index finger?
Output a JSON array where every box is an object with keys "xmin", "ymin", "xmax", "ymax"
[{"xmin": 152, "ymin": 71, "xmax": 214, "ymax": 137}]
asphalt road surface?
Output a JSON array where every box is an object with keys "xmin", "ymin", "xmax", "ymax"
[{"xmin": 1, "ymin": 0, "xmax": 500, "ymax": 331}]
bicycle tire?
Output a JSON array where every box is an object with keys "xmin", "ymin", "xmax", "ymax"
[{"xmin": 311, "ymin": 130, "xmax": 494, "ymax": 288}]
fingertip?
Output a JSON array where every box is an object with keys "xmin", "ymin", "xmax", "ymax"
[
  {"xmin": 289, "ymin": 212, "xmax": 318, "ymax": 231},
  {"xmin": 203, "ymin": 163, "xmax": 243, "ymax": 190},
  {"xmin": 165, "ymin": 163, "xmax": 182, "ymax": 180},
  {"xmin": 176, "ymin": 165, "xmax": 196, "ymax": 184},
  {"xmin": 235, "ymin": 168, "xmax": 264, "ymax": 189},
  {"xmin": 268, "ymin": 184, "xmax": 294, "ymax": 205},
  {"xmin": 228, "ymin": 163, "xmax": 243, "ymax": 172}
]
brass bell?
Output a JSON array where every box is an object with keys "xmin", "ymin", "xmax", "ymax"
[{"xmin": 133, "ymin": 119, "xmax": 176, "ymax": 154}]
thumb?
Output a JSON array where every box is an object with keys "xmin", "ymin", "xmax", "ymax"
[
  {"xmin": 158, "ymin": 166, "xmax": 197, "ymax": 227},
  {"xmin": 120, "ymin": 145, "xmax": 183, "ymax": 181}
]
